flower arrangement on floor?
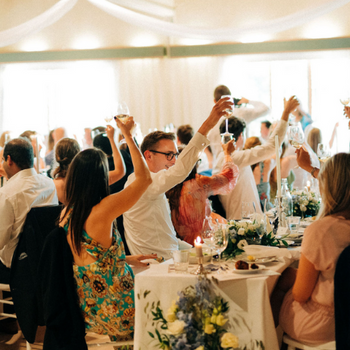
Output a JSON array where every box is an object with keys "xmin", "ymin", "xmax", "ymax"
[
  {"xmin": 291, "ymin": 190, "xmax": 320, "ymax": 218},
  {"xmin": 148, "ymin": 278, "xmax": 246, "ymax": 350},
  {"xmin": 222, "ymin": 219, "xmax": 287, "ymax": 259}
]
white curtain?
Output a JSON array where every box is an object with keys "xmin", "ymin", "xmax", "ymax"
[
  {"xmin": 88, "ymin": 0, "xmax": 350, "ymax": 40},
  {"xmin": 0, "ymin": 0, "xmax": 77, "ymax": 48}
]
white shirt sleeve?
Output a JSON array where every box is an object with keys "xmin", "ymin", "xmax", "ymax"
[
  {"xmin": 233, "ymin": 100, "xmax": 270, "ymax": 124},
  {"xmin": 0, "ymin": 194, "xmax": 15, "ymax": 251}
]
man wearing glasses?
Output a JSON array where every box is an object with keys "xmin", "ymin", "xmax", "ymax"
[{"xmin": 123, "ymin": 98, "xmax": 233, "ymax": 260}]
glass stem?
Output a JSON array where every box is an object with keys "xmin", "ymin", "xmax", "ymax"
[{"xmin": 225, "ymin": 118, "xmax": 229, "ymax": 133}]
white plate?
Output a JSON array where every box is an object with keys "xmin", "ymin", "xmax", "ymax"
[{"xmin": 233, "ymin": 264, "xmax": 266, "ymax": 274}]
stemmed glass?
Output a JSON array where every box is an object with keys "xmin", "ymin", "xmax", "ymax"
[
  {"xmin": 288, "ymin": 122, "xmax": 305, "ymax": 149},
  {"xmin": 220, "ymin": 95, "xmax": 235, "ymax": 144},
  {"xmin": 317, "ymin": 143, "xmax": 331, "ymax": 165},
  {"xmin": 340, "ymin": 98, "xmax": 350, "ymax": 106},
  {"xmin": 241, "ymin": 202, "xmax": 254, "ymax": 220},
  {"xmin": 212, "ymin": 224, "xmax": 228, "ymax": 273},
  {"xmin": 115, "ymin": 102, "xmax": 130, "ymax": 123},
  {"xmin": 201, "ymin": 216, "xmax": 214, "ymax": 262},
  {"xmin": 104, "ymin": 115, "xmax": 113, "ymax": 125}
]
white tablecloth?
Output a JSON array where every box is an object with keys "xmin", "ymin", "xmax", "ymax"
[{"xmin": 134, "ymin": 247, "xmax": 299, "ymax": 350}]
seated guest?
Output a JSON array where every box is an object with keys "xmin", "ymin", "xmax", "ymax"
[
  {"xmin": 177, "ymin": 124, "xmax": 212, "ymax": 175},
  {"xmin": 275, "ymin": 153, "xmax": 350, "ymax": 345},
  {"xmin": 123, "ymin": 97, "xmax": 234, "ymax": 259},
  {"xmin": 166, "ymin": 140, "xmax": 238, "ymax": 245},
  {"xmin": 244, "ymin": 136, "xmax": 275, "ymax": 211},
  {"xmin": 59, "ymin": 117, "xmax": 156, "ymax": 340},
  {"xmin": 0, "ymin": 138, "xmax": 58, "ymax": 283},
  {"xmin": 213, "ymin": 96, "xmax": 299, "ymax": 220}
]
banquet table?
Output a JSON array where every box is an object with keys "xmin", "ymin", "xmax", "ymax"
[{"xmin": 134, "ymin": 247, "xmax": 300, "ymax": 350}]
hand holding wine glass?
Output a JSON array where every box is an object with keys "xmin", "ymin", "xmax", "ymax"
[
  {"xmin": 114, "ymin": 115, "xmax": 135, "ymax": 139},
  {"xmin": 115, "ymin": 102, "xmax": 130, "ymax": 124},
  {"xmin": 220, "ymin": 95, "xmax": 235, "ymax": 144}
]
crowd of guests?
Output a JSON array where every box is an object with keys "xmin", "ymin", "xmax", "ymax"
[{"xmin": 0, "ymin": 85, "xmax": 349, "ymax": 347}]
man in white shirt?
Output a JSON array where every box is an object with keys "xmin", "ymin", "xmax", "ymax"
[
  {"xmin": 207, "ymin": 85, "xmax": 270, "ymax": 160},
  {"xmin": 0, "ymin": 138, "xmax": 58, "ymax": 283},
  {"xmin": 213, "ymin": 96, "xmax": 299, "ymax": 220},
  {"xmin": 123, "ymin": 98, "xmax": 233, "ymax": 260}
]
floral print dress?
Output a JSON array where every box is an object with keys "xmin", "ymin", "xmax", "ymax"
[{"xmin": 64, "ymin": 224, "xmax": 135, "ymax": 341}]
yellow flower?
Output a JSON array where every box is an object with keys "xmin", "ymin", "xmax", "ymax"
[
  {"xmin": 195, "ymin": 347, "xmax": 204, "ymax": 350},
  {"xmin": 204, "ymin": 317, "xmax": 211, "ymax": 325},
  {"xmin": 210, "ymin": 315, "xmax": 217, "ymax": 324},
  {"xmin": 221, "ymin": 333, "xmax": 239, "ymax": 348},
  {"xmin": 204, "ymin": 324, "xmax": 216, "ymax": 334},
  {"xmin": 216, "ymin": 314, "xmax": 228, "ymax": 326},
  {"xmin": 166, "ymin": 311, "xmax": 176, "ymax": 322}
]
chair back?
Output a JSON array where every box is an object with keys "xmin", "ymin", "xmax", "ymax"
[
  {"xmin": 10, "ymin": 205, "xmax": 62, "ymax": 343},
  {"xmin": 334, "ymin": 244, "xmax": 350, "ymax": 350}
]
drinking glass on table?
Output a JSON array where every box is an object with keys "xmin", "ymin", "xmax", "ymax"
[
  {"xmin": 220, "ymin": 95, "xmax": 235, "ymax": 144},
  {"xmin": 212, "ymin": 224, "xmax": 228, "ymax": 273},
  {"xmin": 201, "ymin": 216, "xmax": 214, "ymax": 262},
  {"xmin": 287, "ymin": 216, "xmax": 301, "ymax": 235},
  {"xmin": 241, "ymin": 202, "xmax": 254, "ymax": 220},
  {"xmin": 114, "ymin": 102, "xmax": 130, "ymax": 123},
  {"xmin": 173, "ymin": 250, "xmax": 190, "ymax": 274}
]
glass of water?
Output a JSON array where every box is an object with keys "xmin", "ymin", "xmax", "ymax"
[{"xmin": 173, "ymin": 250, "xmax": 189, "ymax": 274}]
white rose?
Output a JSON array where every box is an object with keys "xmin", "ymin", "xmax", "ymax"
[
  {"xmin": 221, "ymin": 333, "xmax": 239, "ymax": 348},
  {"xmin": 167, "ymin": 320, "xmax": 186, "ymax": 335},
  {"xmin": 229, "ymin": 227, "xmax": 236, "ymax": 235},
  {"xmin": 247, "ymin": 224, "xmax": 255, "ymax": 231},
  {"xmin": 300, "ymin": 205, "xmax": 307, "ymax": 212},
  {"xmin": 302, "ymin": 199, "xmax": 309, "ymax": 206},
  {"xmin": 238, "ymin": 228, "xmax": 245, "ymax": 236},
  {"xmin": 237, "ymin": 240, "xmax": 248, "ymax": 249}
]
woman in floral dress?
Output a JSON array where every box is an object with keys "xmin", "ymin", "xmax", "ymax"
[{"xmin": 60, "ymin": 117, "xmax": 155, "ymax": 340}]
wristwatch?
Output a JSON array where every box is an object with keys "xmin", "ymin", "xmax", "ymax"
[{"xmin": 311, "ymin": 167, "xmax": 319, "ymax": 178}]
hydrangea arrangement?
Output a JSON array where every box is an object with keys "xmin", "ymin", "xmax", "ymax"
[
  {"xmin": 222, "ymin": 220, "xmax": 287, "ymax": 259},
  {"xmin": 291, "ymin": 190, "xmax": 320, "ymax": 218},
  {"xmin": 148, "ymin": 278, "xmax": 242, "ymax": 350}
]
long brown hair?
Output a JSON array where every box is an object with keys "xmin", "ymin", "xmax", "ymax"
[
  {"xmin": 61, "ymin": 148, "xmax": 110, "ymax": 254},
  {"xmin": 317, "ymin": 153, "xmax": 350, "ymax": 219}
]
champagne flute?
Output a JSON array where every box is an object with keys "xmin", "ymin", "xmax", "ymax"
[
  {"xmin": 115, "ymin": 102, "xmax": 130, "ymax": 123},
  {"xmin": 220, "ymin": 95, "xmax": 235, "ymax": 144}
]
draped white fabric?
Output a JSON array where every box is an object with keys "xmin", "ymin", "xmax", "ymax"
[
  {"xmin": 88, "ymin": 0, "xmax": 350, "ymax": 40},
  {"xmin": 0, "ymin": 0, "xmax": 78, "ymax": 48}
]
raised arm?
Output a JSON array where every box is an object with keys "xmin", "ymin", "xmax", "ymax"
[
  {"xmin": 98, "ymin": 117, "xmax": 152, "ymax": 222},
  {"xmin": 105, "ymin": 125, "xmax": 126, "ymax": 185}
]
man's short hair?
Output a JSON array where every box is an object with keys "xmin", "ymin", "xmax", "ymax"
[
  {"xmin": 141, "ymin": 131, "xmax": 176, "ymax": 156},
  {"xmin": 177, "ymin": 124, "xmax": 194, "ymax": 145},
  {"xmin": 214, "ymin": 85, "xmax": 231, "ymax": 102},
  {"xmin": 220, "ymin": 117, "xmax": 246, "ymax": 141},
  {"xmin": 261, "ymin": 120, "xmax": 272, "ymax": 129},
  {"xmin": 3, "ymin": 137, "xmax": 34, "ymax": 169}
]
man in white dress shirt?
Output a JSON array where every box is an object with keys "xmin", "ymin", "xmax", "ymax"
[
  {"xmin": 0, "ymin": 138, "xmax": 58, "ymax": 283},
  {"xmin": 123, "ymin": 98, "xmax": 233, "ymax": 260},
  {"xmin": 207, "ymin": 85, "xmax": 270, "ymax": 160},
  {"xmin": 213, "ymin": 96, "xmax": 299, "ymax": 220}
]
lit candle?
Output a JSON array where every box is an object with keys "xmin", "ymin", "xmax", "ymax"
[
  {"xmin": 306, "ymin": 180, "xmax": 311, "ymax": 192},
  {"xmin": 194, "ymin": 237, "xmax": 203, "ymax": 257},
  {"xmin": 275, "ymin": 135, "xmax": 281, "ymax": 197}
]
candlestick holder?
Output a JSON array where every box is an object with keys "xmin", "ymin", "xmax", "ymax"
[{"xmin": 192, "ymin": 256, "xmax": 207, "ymax": 275}]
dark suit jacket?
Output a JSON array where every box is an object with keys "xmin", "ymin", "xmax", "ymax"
[
  {"xmin": 10, "ymin": 205, "xmax": 62, "ymax": 343},
  {"xmin": 38, "ymin": 227, "xmax": 87, "ymax": 350}
]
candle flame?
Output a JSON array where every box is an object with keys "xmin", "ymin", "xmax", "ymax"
[{"xmin": 195, "ymin": 236, "xmax": 201, "ymax": 244}]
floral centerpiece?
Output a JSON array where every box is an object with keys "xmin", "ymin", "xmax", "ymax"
[
  {"xmin": 291, "ymin": 190, "xmax": 320, "ymax": 218},
  {"xmin": 222, "ymin": 219, "xmax": 287, "ymax": 259},
  {"xmin": 148, "ymin": 278, "xmax": 264, "ymax": 350}
]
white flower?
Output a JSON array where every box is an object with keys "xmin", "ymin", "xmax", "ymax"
[
  {"xmin": 167, "ymin": 320, "xmax": 186, "ymax": 335},
  {"xmin": 300, "ymin": 204, "xmax": 307, "ymax": 212},
  {"xmin": 238, "ymin": 228, "xmax": 245, "ymax": 236},
  {"xmin": 247, "ymin": 224, "xmax": 255, "ymax": 231},
  {"xmin": 302, "ymin": 199, "xmax": 309, "ymax": 206},
  {"xmin": 237, "ymin": 240, "xmax": 248, "ymax": 249},
  {"xmin": 221, "ymin": 332, "xmax": 239, "ymax": 348}
]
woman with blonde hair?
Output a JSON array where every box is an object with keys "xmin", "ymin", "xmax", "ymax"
[{"xmin": 274, "ymin": 153, "xmax": 350, "ymax": 345}]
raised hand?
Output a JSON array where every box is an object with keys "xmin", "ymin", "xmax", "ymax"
[{"xmin": 222, "ymin": 138, "xmax": 236, "ymax": 155}]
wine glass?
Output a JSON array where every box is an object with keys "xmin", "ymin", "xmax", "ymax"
[
  {"xmin": 340, "ymin": 98, "xmax": 350, "ymax": 106},
  {"xmin": 317, "ymin": 143, "xmax": 331, "ymax": 165},
  {"xmin": 288, "ymin": 122, "xmax": 305, "ymax": 149},
  {"xmin": 104, "ymin": 115, "xmax": 113, "ymax": 125},
  {"xmin": 241, "ymin": 202, "xmax": 254, "ymax": 220},
  {"xmin": 201, "ymin": 216, "xmax": 214, "ymax": 262},
  {"xmin": 115, "ymin": 102, "xmax": 130, "ymax": 123},
  {"xmin": 220, "ymin": 95, "xmax": 235, "ymax": 144},
  {"xmin": 212, "ymin": 224, "xmax": 228, "ymax": 272}
]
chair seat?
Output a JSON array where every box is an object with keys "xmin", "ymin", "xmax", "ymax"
[{"xmin": 283, "ymin": 334, "xmax": 336, "ymax": 350}]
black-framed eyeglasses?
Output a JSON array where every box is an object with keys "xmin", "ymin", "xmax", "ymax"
[{"xmin": 150, "ymin": 150, "xmax": 179, "ymax": 161}]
